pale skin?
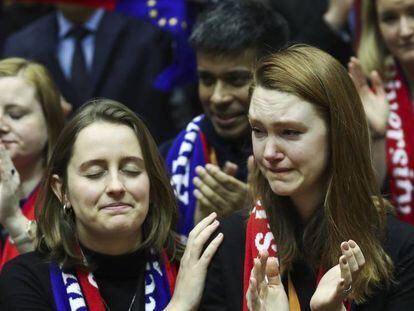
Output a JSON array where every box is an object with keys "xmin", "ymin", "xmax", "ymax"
[
  {"xmin": 0, "ymin": 76, "xmax": 49, "ymax": 253},
  {"xmin": 51, "ymin": 122, "xmax": 224, "ymax": 310},
  {"xmin": 247, "ymin": 241, "xmax": 365, "ymax": 311},
  {"xmin": 247, "ymin": 88, "xmax": 366, "ymax": 310},
  {"xmin": 348, "ymin": 57, "xmax": 390, "ymax": 187}
]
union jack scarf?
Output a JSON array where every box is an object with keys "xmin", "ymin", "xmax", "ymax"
[
  {"xmin": 243, "ymin": 202, "xmax": 350, "ymax": 311},
  {"xmin": 165, "ymin": 114, "xmax": 210, "ymax": 240},
  {"xmin": 385, "ymin": 66, "xmax": 414, "ymax": 225},
  {"xmin": 49, "ymin": 249, "xmax": 176, "ymax": 311}
]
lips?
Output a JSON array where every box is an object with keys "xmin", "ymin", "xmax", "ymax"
[
  {"xmin": 100, "ymin": 202, "xmax": 133, "ymax": 212},
  {"xmin": 267, "ymin": 167, "xmax": 292, "ymax": 173},
  {"xmin": 212, "ymin": 113, "xmax": 244, "ymax": 127}
]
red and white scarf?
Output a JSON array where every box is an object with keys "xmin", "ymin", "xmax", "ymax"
[
  {"xmin": 385, "ymin": 67, "xmax": 414, "ymax": 225},
  {"xmin": 243, "ymin": 202, "xmax": 350, "ymax": 311}
]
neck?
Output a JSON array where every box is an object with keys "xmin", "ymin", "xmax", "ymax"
[
  {"xmin": 291, "ymin": 182, "xmax": 327, "ymax": 224},
  {"xmin": 58, "ymin": 5, "xmax": 95, "ymax": 25},
  {"xmin": 78, "ymin": 230, "xmax": 143, "ymax": 256},
  {"xmin": 16, "ymin": 156, "xmax": 44, "ymax": 199}
]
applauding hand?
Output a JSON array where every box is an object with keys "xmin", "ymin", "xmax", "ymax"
[
  {"xmin": 167, "ymin": 212, "xmax": 223, "ymax": 311},
  {"xmin": 246, "ymin": 251, "xmax": 289, "ymax": 311},
  {"xmin": 310, "ymin": 240, "xmax": 365, "ymax": 311},
  {"xmin": 348, "ymin": 57, "xmax": 389, "ymax": 138}
]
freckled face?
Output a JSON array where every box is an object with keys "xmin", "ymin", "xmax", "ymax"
[
  {"xmin": 65, "ymin": 122, "xmax": 150, "ymax": 245},
  {"xmin": 197, "ymin": 50, "xmax": 254, "ymax": 140},
  {"xmin": 377, "ymin": 0, "xmax": 414, "ymax": 65},
  {"xmin": 249, "ymin": 87, "xmax": 329, "ymax": 205}
]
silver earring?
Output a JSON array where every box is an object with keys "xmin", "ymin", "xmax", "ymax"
[{"xmin": 63, "ymin": 202, "xmax": 72, "ymax": 215}]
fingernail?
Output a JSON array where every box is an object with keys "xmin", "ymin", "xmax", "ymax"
[
  {"xmin": 349, "ymin": 240, "xmax": 356, "ymax": 248},
  {"xmin": 212, "ymin": 220, "xmax": 219, "ymax": 226},
  {"xmin": 342, "ymin": 257, "xmax": 347, "ymax": 264},
  {"xmin": 343, "ymin": 243, "xmax": 349, "ymax": 250},
  {"xmin": 217, "ymin": 233, "xmax": 223, "ymax": 239}
]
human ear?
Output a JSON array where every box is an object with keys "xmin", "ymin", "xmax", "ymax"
[{"xmin": 51, "ymin": 174, "xmax": 65, "ymax": 204}]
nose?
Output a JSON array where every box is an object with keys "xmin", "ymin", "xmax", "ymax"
[
  {"xmin": 0, "ymin": 115, "xmax": 10, "ymax": 134},
  {"xmin": 106, "ymin": 172, "xmax": 126, "ymax": 197},
  {"xmin": 399, "ymin": 16, "xmax": 414, "ymax": 38},
  {"xmin": 210, "ymin": 81, "xmax": 232, "ymax": 106},
  {"xmin": 263, "ymin": 138, "xmax": 284, "ymax": 163}
]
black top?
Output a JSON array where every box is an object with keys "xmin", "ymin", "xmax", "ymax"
[
  {"xmin": 160, "ymin": 116, "xmax": 252, "ymax": 181},
  {"xmin": 0, "ymin": 246, "xmax": 148, "ymax": 311},
  {"xmin": 200, "ymin": 213, "xmax": 414, "ymax": 311}
]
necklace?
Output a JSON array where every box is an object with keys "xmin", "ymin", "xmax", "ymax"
[{"xmin": 102, "ymin": 292, "xmax": 137, "ymax": 311}]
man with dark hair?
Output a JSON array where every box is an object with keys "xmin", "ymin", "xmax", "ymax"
[{"xmin": 163, "ymin": 0, "xmax": 289, "ymax": 239}]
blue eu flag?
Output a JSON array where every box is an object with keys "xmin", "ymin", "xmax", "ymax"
[{"xmin": 116, "ymin": 0, "xmax": 197, "ymax": 91}]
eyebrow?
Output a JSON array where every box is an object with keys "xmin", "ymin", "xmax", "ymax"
[
  {"xmin": 248, "ymin": 115, "xmax": 307, "ymax": 128},
  {"xmin": 79, "ymin": 156, "xmax": 145, "ymax": 170}
]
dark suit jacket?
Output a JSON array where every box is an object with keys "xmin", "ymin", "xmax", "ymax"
[{"xmin": 2, "ymin": 11, "xmax": 176, "ymax": 143}]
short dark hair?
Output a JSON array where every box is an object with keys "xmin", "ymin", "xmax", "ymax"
[
  {"xmin": 190, "ymin": 0, "xmax": 289, "ymax": 58},
  {"xmin": 36, "ymin": 99, "xmax": 178, "ymax": 269}
]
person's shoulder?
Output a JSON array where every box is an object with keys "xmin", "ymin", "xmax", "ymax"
[
  {"xmin": 1, "ymin": 251, "xmax": 50, "ymax": 278},
  {"xmin": 102, "ymin": 11, "xmax": 172, "ymax": 44},
  {"xmin": 384, "ymin": 215, "xmax": 414, "ymax": 257},
  {"xmin": 4, "ymin": 12, "xmax": 56, "ymax": 42},
  {"xmin": 3, "ymin": 12, "xmax": 56, "ymax": 56}
]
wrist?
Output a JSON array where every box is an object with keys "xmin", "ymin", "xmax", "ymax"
[{"xmin": 10, "ymin": 220, "xmax": 36, "ymax": 246}]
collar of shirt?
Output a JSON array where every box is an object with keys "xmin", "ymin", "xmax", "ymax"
[{"xmin": 57, "ymin": 8, "xmax": 105, "ymax": 39}]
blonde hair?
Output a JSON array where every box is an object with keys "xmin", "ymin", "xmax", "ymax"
[{"xmin": 358, "ymin": 0, "xmax": 393, "ymax": 79}]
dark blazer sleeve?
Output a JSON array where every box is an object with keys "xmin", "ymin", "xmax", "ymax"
[{"xmin": 200, "ymin": 212, "xmax": 246, "ymax": 311}]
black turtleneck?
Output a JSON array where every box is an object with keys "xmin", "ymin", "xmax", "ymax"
[
  {"xmin": 0, "ymin": 247, "xmax": 148, "ymax": 311},
  {"xmin": 82, "ymin": 246, "xmax": 147, "ymax": 311}
]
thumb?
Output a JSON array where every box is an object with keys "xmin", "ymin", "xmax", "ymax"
[
  {"xmin": 223, "ymin": 161, "xmax": 238, "ymax": 176},
  {"xmin": 266, "ymin": 257, "xmax": 282, "ymax": 286}
]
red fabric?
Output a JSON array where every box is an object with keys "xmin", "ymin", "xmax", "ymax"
[
  {"xmin": 243, "ymin": 202, "xmax": 277, "ymax": 311},
  {"xmin": 162, "ymin": 249, "xmax": 177, "ymax": 295},
  {"xmin": 0, "ymin": 186, "xmax": 40, "ymax": 271},
  {"xmin": 385, "ymin": 68, "xmax": 414, "ymax": 225},
  {"xmin": 14, "ymin": 0, "xmax": 116, "ymax": 10},
  {"xmin": 243, "ymin": 202, "xmax": 350, "ymax": 311},
  {"xmin": 199, "ymin": 131, "xmax": 211, "ymax": 164},
  {"xmin": 77, "ymin": 269, "xmax": 106, "ymax": 311},
  {"xmin": 76, "ymin": 249, "xmax": 177, "ymax": 310}
]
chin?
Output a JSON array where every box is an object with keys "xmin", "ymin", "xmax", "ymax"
[{"xmin": 268, "ymin": 181, "xmax": 297, "ymax": 197}]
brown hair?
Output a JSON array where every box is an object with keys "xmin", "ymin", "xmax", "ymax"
[
  {"xmin": 36, "ymin": 98, "xmax": 179, "ymax": 269},
  {"xmin": 358, "ymin": 0, "xmax": 393, "ymax": 79},
  {"xmin": 0, "ymin": 57, "xmax": 65, "ymax": 160},
  {"xmin": 251, "ymin": 45, "xmax": 393, "ymax": 302}
]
